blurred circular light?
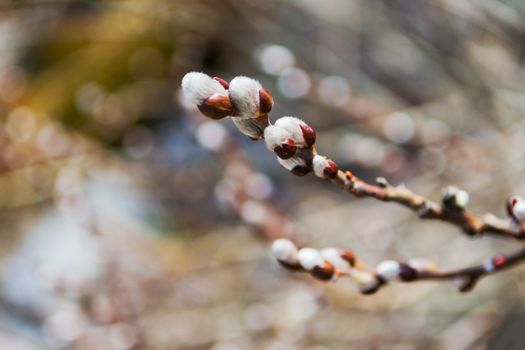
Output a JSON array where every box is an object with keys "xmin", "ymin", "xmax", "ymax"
[
  {"xmin": 419, "ymin": 147, "xmax": 446, "ymax": 176},
  {"xmin": 244, "ymin": 172, "xmax": 273, "ymax": 200},
  {"xmin": 123, "ymin": 126, "xmax": 154, "ymax": 159},
  {"xmin": 240, "ymin": 200, "xmax": 267, "ymax": 225},
  {"xmin": 256, "ymin": 44, "xmax": 295, "ymax": 75},
  {"xmin": 195, "ymin": 121, "xmax": 227, "ymax": 151},
  {"xmin": 277, "ymin": 67, "xmax": 310, "ymax": 99},
  {"xmin": 5, "ymin": 106, "xmax": 36, "ymax": 142},
  {"xmin": 382, "ymin": 112, "xmax": 415, "ymax": 144},
  {"xmin": 75, "ymin": 82, "xmax": 106, "ymax": 115},
  {"xmin": 318, "ymin": 75, "xmax": 350, "ymax": 107},
  {"xmin": 109, "ymin": 322, "xmax": 137, "ymax": 350},
  {"xmin": 421, "ymin": 119, "xmax": 450, "ymax": 145},
  {"xmin": 355, "ymin": 137, "xmax": 385, "ymax": 167}
]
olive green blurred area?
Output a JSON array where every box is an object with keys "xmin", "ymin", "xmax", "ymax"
[{"xmin": 1, "ymin": 1, "xmax": 525, "ymax": 349}]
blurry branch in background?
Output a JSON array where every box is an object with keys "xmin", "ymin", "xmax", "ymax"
[{"xmin": 181, "ymin": 71, "xmax": 525, "ymax": 295}]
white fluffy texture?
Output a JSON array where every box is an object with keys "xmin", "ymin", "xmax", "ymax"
[
  {"xmin": 443, "ymin": 186, "xmax": 469, "ymax": 208},
  {"xmin": 320, "ymin": 248, "xmax": 349, "ymax": 270},
  {"xmin": 229, "ymin": 76, "xmax": 262, "ymax": 118},
  {"xmin": 513, "ymin": 200, "xmax": 525, "ymax": 221},
  {"xmin": 274, "ymin": 116, "xmax": 308, "ymax": 147},
  {"xmin": 312, "ymin": 155, "xmax": 330, "ymax": 178},
  {"xmin": 277, "ymin": 156, "xmax": 306, "ymax": 171},
  {"xmin": 455, "ymin": 189, "xmax": 470, "ymax": 207},
  {"xmin": 376, "ymin": 260, "xmax": 401, "ymax": 281},
  {"xmin": 297, "ymin": 248, "xmax": 324, "ymax": 270},
  {"xmin": 231, "ymin": 118, "xmax": 264, "ymax": 139},
  {"xmin": 181, "ymin": 72, "xmax": 227, "ymax": 104},
  {"xmin": 271, "ymin": 239, "xmax": 298, "ymax": 264},
  {"xmin": 264, "ymin": 125, "xmax": 292, "ymax": 151},
  {"xmin": 349, "ymin": 269, "xmax": 375, "ymax": 286}
]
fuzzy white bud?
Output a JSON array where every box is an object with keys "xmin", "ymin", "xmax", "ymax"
[
  {"xmin": 349, "ymin": 269, "xmax": 375, "ymax": 286},
  {"xmin": 277, "ymin": 156, "xmax": 310, "ymax": 176},
  {"xmin": 513, "ymin": 200, "xmax": 525, "ymax": 222},
  {"xmin": 312, "ymin": 155, "xmax": 338, "ymax": 179},
  {"xmin": 274, "ymin": 116, "xmax": 316, "ymax": 148},
  {"xmin": 264, "ymin": 125, "xmax": 296, "ymax": 159},
  {"xmin": 376, "ymin": 260, "xmax": 401, "ymax": 281},
  {"xmin": 229, "ymin": 76, "xmax": 262, "ymax": 118},
  {"xmin": 455, "ymin": 190, "xmax": 469, "ymax": 207},
  {"xmin": 231, "ymin": 117, "xmax": 268, "ymax": 140},
  {"xmin": 181, "ymin": 72, "xmax": 227, "ymax": 104},
  {"xmin": 320, "ymin": 248, "xmax": 350, "ymax": 270},
  {"xmin": 297, "ymin": 247, "xmax": 324, "ymax": 270},
  {"xmin": 442, "ymin": 186, "xmax": 469, "ymax": 209},
  {"xmin": 272, "ymin": 239, "xmax": 299, "ymax": 264}
]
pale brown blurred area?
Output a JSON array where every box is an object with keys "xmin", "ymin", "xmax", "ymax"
[{"xmin": 1, "ymin": 0, "xmax": 525, "ymax": 349}]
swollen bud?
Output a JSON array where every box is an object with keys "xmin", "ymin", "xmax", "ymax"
[
  {"xmin": 231, "ymin": 117, "xmax": 269, "ymax": 140},
  {"xmin": 197, "ymin": 94, "xmax": 234, "ymax": 120},
  {"xmin": 297, "ymin": 247, "xmax": 334, "ymax": 280},
  {"xmin": 264, "ymin": 125, "xmax": 297, "ymax": 159},
  {"xmin": 312, "ymin": 155, "xmax": 338, "ymax": 179},
  {"xmin": 182, "ymin": 72, "xmax": 228, "ymax": 104},
  {"xmin": 506, "ymin": 195, "xmax": 525, "ymax": 223},
  {"xmin": 272, "ymin": 239, "xmax": 300, "ymax": 270},
  {"xmin": 274, "ymin": 116, "xmax": 316, "ymax": 148},
  {"xmin": 259, "ymin": 88, "xmax": 274, "ymax": 114},
  {"xmin": 182, "ymin": 72, "xmax": 233, "ymax": 119},
  {"xmin": 229, "ymin": 76, "xmax": 268, "ymax": 118},
  {"xmin": 277, "ymin": 156, "xmax": 311, "ymax": 176},
  {"xmin": 320, "ymin": 248, "xmax": 351, "ymax": 271},
  {"xmin": 442, "ymin": 186, "xmax": 469, "ymax": 211},
  {"xmin": 376, "ymin": 260, "xmax": 401, "ymax": 281}
]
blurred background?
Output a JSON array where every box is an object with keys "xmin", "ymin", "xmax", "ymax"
[{"xmin": 1, "ymin": 0, "xmax": 525, "ymax": 349}]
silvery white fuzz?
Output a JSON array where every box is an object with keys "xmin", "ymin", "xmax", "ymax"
[
  {"xmin": 271, "ymin": 239, "xmax": 299, "ymax": 264},
  {"xmin": 182, "ymin": 72, "xmax": 227, "ymax": 104}
]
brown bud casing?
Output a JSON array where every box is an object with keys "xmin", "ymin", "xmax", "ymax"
[
  {"xmin": 278, "ymin": 260, "xmax": 303, "ymax": 271},
  {"xmin": 360, "ymin": 278, "xmax": 382, "ymax": 295},
  {"xmin": 340, "ymin": 249, "xmax": 356, "ymax": 267},
  {"xmin": 398, "ymin": 264, "xmax": 418, "ymax": 281},
  {"xmin": 310, "ymin": 262, "xmax": 335, "ymax": 281},
  {"xmin": 300, "ymin": 124, "xmax": 316, "ymax": 148},
  {"xmin": 198, "ymin": 94, "xmax": 234, "ymax": 120},
  {"xmin": 258, "ymin": 88, "xmax": 273, "ymax": 114},
  {"xmin": 453, "ymin": 274, "xmax": 478, "ymax": 292},
  {"xmin": 273, "ymin": 139, "xmax": 297, "ymax": 159},
  {"xmin": 323, "ymin": 160, "xmax": 338, "ymax": 178},
  {"xmin": 291, "ymin": 165, "xmax": 311, "ymax": 176},
  {"xmin": 213, "ymin": 76, "xmax": 230, "ymax": 89}
]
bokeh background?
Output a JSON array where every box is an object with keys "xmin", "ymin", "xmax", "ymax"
[{"xmin": 1, "ymin": 0, "xmax": 525, "ymax": 349}]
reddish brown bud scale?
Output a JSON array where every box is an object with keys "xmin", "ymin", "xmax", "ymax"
[
  {"xmin": 198, "ymin": 95, "xmax": 234, "ymax": 120},
  {"xmin": 278, "ymin": 260, "xmax": 303, "ymax": 271},
  {"xmin": 360, "ymin": 279, "xmax": 382, "ymax": 295},
  {"xmin": 398, "ymin": 264, "xmax": 418, "ymax": 281},
  {"xmin": 213, "ymin": 76, "xmax": 230, "ymax": 89},
  {"xmin": 273, "ymin": 139, "xmax": 297, "ymax": 159},
  {"xmin": 492, "ymin": 254, "xmax": 506, "ymax": 268},
  {"xmin": 323, "ymin": 160, "xmax": 338, "ymax": 178},
  {"xmin": 259, "ymin": 88, "xmax": 273, "ymax": 114},
  {"xmin": 291, "ymin": 165, "xmax": 311, "ymax": 176},
  {"xmin": 310, "ymin": 262, "xmax": 335, "ymax": 281},
  {"xmin": 299, "ymin": 124, "xmax": 316, "ymax": 148},
  {"xmin": 454, "ymin": 274, "xmax": 478, "ymax": 293},
  {"xmin": 507, "ymin": 196, "xmax": 519, "ymax": 221},
  {"xmin": 340, "ymin": 249, "xmax": 356, "ymax": 267}
]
